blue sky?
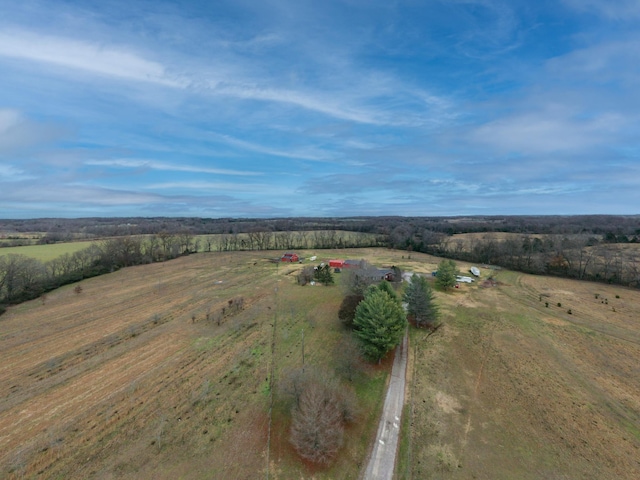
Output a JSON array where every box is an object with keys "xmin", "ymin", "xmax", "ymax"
[{"xmin": 1, "ymin": 0, "xmax": 639, "ymax": 218}]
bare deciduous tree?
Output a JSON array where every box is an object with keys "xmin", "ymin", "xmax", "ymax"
[
  {"xmin": 289, "ymin": 381, "xmax": 344, "ymax": 465},
  {"xmin": 335, "ymin": 336, "xmax": 364, "ymax": 382}
]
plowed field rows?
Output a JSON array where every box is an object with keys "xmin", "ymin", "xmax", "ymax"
[
  {"xmin": 0, "ymin": 252, "xmax": 286, "ymax": 478},
  {"xmin": 0, "ymin": 249, "xmax": 393, "ymax": 479}
]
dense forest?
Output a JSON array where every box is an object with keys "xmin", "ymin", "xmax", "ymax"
[
  {"xmin": 1, "ymin": 215, "xmax": 639, "ymax": 313},
  {"xmin": 1, "ymin": 214, "xmax": 639, "ymax": 240}
]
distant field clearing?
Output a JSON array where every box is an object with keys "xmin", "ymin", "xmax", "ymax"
[{"xmin": 0, "ymin": 241, "xmax": 97, "ymax": 262}]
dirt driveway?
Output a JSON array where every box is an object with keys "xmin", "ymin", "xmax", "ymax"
[{"xmin": 363, "ymin": 330, "xmax": 408, "ymax": 479}]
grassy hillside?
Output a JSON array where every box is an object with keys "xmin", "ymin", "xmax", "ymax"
[
  {"xmin": 2, "ymin": 247, "xmax": 639, "ymax": 479},
  {"xmin": 398, "ymin": 255, "xmax": 640, "ymax": 479},
  {"xmin": 0, "ymin": 248, "xmax": 399, "ymax": 479}
]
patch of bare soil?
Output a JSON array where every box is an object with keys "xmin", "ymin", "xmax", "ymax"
[
  {"xmin": 480, "ymin": 278, "xmax": 502, "ymax": 288},
  {"xmin": 405, "ymin": 270, "xmax": 640, "ymax": 479}
]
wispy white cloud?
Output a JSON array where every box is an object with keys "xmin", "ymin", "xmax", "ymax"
[
  {"xmin": 0, "ymin": 108, "xmax": 66, "ymax": 154},
  {"xmin": 0, "ymin": 164, "xmax": 33, "ymax": 181},
  {"xmin": 562, "ymin": 0, "xmax": 640, "ymax": 20},
  {"xmin": 0, "ymin": 109, "xmax": 22, "ymax": 133},
  {"xmin": 1, "ymin": 182, "xmax": 162, "ymax": 205},
  {"xmin": 0, "ymin": 29, "xmax": 184, "ymax": 87},
  {"xmin": 546, "ymin": 38, "xmax": 640, "ymax": 87},
  {"xmin": 212, "ymin": 84, "xmax": 398, "ymax": 126},
  {"xmin": 209, "ymin": 132, "xmax": 332, "ymax": 161},
  {"xmin": 0, "ymin": 27, "xmax": 446, "ymax": 128},
  {"xmin": 1, "ymin": 1, "xmax": 639, "ymax": 217},
  {"xmin": 469, "ymin": 110, "xmax": 624, "ymax": 154},
  {"xmin": 144, "ymin": 181, "xmax": 284, "ymax": 193},
  {"xmin": 85, "ymin": 159, "xmax": 262, "ymax": 176}
]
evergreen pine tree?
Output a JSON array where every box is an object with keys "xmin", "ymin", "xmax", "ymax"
[
  {"xmin": 435, "ymin": 259, "xmax": 458, "ymax": 290},
  {"xmin": 403, "ymin": 274, "xmax": 439, "ymax": 328},
  {"xmin": 375, "ymin": 280, "xmax": 399, "ymax": 304},
  {"xmin": 314, "ymin": 264, "xmax": 334, "ymax": 286},
  {"xmin": 353, "ymin": 288, "xmax": 407, "ymax": 363}
]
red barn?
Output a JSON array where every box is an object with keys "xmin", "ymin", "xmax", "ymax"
[
  {"xmin": 329, "ymin": 259, "xmax": 345, "ymax": 268},
  {"xmin": 281, "ymin": 252, "xmax": 299, "ymax": 262}
]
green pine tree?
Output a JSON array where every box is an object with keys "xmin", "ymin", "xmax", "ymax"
[
  {"xmin": 314, "ymin": 264, "xmax": 334, "ymax": 286},
  {"xmin": 403, "ymin": 274, "xmax": 439, "ymax": 328},
  {"xmin": 435, "ymin": 259, "xmax": 458, "ymax": 290},
  {"xmin": 375, "ymin": 280, "xmax": 399, "ymax": 303},
  {"xmin": 353, "ymin": 289, "xmax": 407, "ymax": 363}
]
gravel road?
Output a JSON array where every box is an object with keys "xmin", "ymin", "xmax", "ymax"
[{"xmin": 362, "ymin": 329, "xmax": 408, "ymax": 479}]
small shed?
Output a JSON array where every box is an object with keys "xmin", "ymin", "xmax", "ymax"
[
  {"xmin": 329, "ymin": 259, "xmax": 345, "ymax": 268},
  {"xmin": 281, "ymin": 252, "xmax": 299, "ymax": 262}
]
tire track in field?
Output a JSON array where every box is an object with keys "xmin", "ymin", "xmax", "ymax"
[
  {"xmin": 0, "ymin": 330, "xmax": 185, "ymax": 466},
  {"xmin": 0, "ymin": 256, "xmax": 268, "ymax": 397},
  {"xmin": 0, "ymin": 253, "xmax": 279, "ymax": 475},
  {"xmin": 10, "ymin": 297, "xmax": 272, "ymax": 478}
]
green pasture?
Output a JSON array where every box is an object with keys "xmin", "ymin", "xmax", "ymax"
[
  {"xmin": 0, "ymin": 229, "xmax": 378, "ymax": 264},
  {"xmin": 0, "ymin": 241, "xmax": 96, "ymax": 262}
]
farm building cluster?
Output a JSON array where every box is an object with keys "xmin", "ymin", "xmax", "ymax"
[
  {"xmin": 280, "ymin": 252, "xmax": 300, "ymax": 262},
  {"xmin": 281, "ymin": 252, "xmax": 399, "ymax": 284},
  {"xmin": 328, "ymin": 258, "xmax": 396, "ymax": 282},
  {"xmin": 282, "ymin": 251, "xmax": 482, "ymax": 286}
]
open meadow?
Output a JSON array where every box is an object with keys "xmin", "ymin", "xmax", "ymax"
[
  {"xmin": 0, "ymin": 241, "xmax": 97, "ymax": 262},
  {"xmin": 397, "ymin": 252, "xmax": 640, "ymax": 479},
  {"xmin": 2, "ymin": 247, "xmax": 639, "ymax": 479},
  {"xmin": 0, "ymin": 248, "xmax": 401, "ymax": 479}
]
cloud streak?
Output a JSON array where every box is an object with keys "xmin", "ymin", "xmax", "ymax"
[
  {"xmin": 1, "ymin": 1, "xmax": 639, "ymax": 217},
  {"xmin": 0, "ymin": 29, "xmax": 184, "ymax": 87},
  {"xmin": 85, "ymin": 159, "xmax": 263, "ymax": 176}
]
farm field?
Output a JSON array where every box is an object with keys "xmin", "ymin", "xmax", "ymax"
[
  {"xmin": 0, "ymin": 248, "xmax": 402, "ymax": 479},
  {"xmin": 0, "ymin": 230, "xmax": 379, "ymax": 263},
  {"xmin": 3, "ymin": 247, "xmax": 640, "ymax": 479},
  {"xmin": 399, "ymin": 255, "xmax": 640, "ymax": 479},
  {"xmin": 0, "ymin": 241, "xmax": 97, "ymax": 262}
]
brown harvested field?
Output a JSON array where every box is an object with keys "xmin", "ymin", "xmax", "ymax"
[
  {"xmin": 0, "ymin": 249, "xmax": 401, "ymax": 479},
  {"xmin": 446, "ymin": 231, "xmax": 547, "ymax": 246},
  {"xmin": 398, "ymin": 253, "xmax": 640, "ymax": 479},
  {"xmin": 5, "ymin": 247, "xmax": 639, "ymax": 479}
]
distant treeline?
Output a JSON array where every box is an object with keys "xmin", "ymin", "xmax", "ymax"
[
  {"xmin": 1, "ymin": 214, "xmax": 639, "ymax": 241},
  {"xmin": 2, "ymin": 215, "xmax": 640, "ymax": 314},
  {"xmin": 0, "ymin": 230, "xmax": 382, "ymax": 313},
  {"xmin": 388, "ymin": 232, "xmax": 640, "ymax": 288}
]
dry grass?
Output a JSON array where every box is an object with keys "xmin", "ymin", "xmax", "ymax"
[
  {"xmin": 7, "ymin": 246, "xmax": 636, "ymax": 479},
  {"xmin": 397, "ymin": 252, "xmax": 640, "ymax": 479},
  {"xmin": 0, "ymin": 248, "xmax": 395, "ymax": 479}
]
